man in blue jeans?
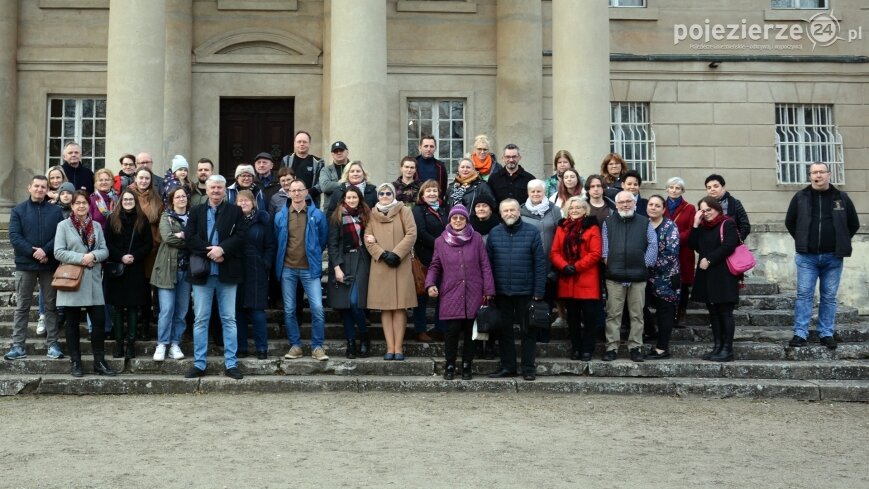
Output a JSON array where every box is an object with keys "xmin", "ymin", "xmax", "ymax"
[
  {"xmin": 274, "ymin": 179, "xmax": 329, "ymax": 361},
  {"xmin": 785, "ymin": 162, "xmax": 859, "ymax": 350},
  {"xmin": 183, "ymin": 175, "xmax": 247, "ymax": 379}
]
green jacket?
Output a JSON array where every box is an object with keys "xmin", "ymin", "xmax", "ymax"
[{"xmin": 150, "ymin": 211, "xmax": 188, "ymax": 289}]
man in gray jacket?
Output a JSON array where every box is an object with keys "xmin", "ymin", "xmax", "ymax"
[{"xmin": 5, "ymin": 175, "xmax": 65, "ymax": 361}]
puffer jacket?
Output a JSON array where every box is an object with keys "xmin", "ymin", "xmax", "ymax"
[
  {"xmin": 425, "ymin": 230, "xmax": 495, "ymax": 320},
  {"xmin": 520, "ymin": 203, "xmax": 561, "ymax": 277},
  {"xmin": 486, "ymin": 220, "xmax": 546, "ymax": 297}
]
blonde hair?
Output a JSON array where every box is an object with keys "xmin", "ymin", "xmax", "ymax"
[{"xmin": 339, "ymin": 161, "xmax": 369, "ymax": 184}]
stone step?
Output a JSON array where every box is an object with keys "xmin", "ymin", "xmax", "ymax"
[{"xmin": 0, "ymin": 374, "xmax": 864, "ymax": 401}]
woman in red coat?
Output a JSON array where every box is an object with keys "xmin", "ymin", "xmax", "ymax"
[
  {"xmin": 664, "ymin": 176, "xmax": 696, "ymax": 323},
  {"xmin": 551, "ymin": 196, "xmax": 602, "ymax": 361}
]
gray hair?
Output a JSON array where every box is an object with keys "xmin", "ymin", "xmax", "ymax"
[
  {"xmin": 206, "ymin": 174, "xmax": 227, "ymax": 186},
  {"xmin": 666, "ymin": 176, "xmax": 686, "ymax": 190},
  {"xmin": 527, "ymin": 179, "xmax": 546, "ymax": 191},
  {"xmin": 499, "ymin": 198, "xmax": 520, "ymax": 212}
]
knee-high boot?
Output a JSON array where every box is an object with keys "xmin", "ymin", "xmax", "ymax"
[
  {"xmin": 702, "ymin": 312, "xmax": 723, "ymax": 361},
  {"xmin": 111, "ymin": 308, "xmax": 125, "ymax": 358}
]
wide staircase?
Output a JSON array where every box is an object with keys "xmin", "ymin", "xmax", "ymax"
[{"xmin": 0, "ymin": 230, "xmax": 866, "ymax": 399}]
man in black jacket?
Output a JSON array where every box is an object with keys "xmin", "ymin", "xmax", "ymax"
[
  {"xmin": 4, "ymin": 176, "xmax": 65, "ymax": 361},
  {"xmin": 61, "ymin": 142, "xmax": 94, "ymax": 194},
  {"xmin": 488, "ymin": 144, "xmax": 535, "ymax": 205},
  {"xmin": 485, "ymin": 198, "xmax": 546, "ymax": 381},
  {"xmin": 784, "ymin": 162, "xmax": 859, "ymax": 350},
  {"xmin": 184, "ymin": 175, "xmax": 248, "ymax": 379}
]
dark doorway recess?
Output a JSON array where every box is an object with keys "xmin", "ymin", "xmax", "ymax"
[{"xmin": 219, "ymin": 97, "xmax": 294, "ymax": 180}]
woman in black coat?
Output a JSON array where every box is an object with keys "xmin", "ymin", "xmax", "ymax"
[
  {"xmin": 327, "ymin": 186, "xmax": 372, "ymax": 359},
  {"xmin": 689, "ymin": 196, "xmax": 740, "ymax": 363},
  {"xmin": 234, "ymin": 190, "xmax": 275, "ymax": 359},
  {"xmin": 105, "ymin": 189, "xmax": 153, "ymax": 358},
  {"xmin": 445, "ymin": 157, "xmax": 495, "ymax": 211},
  {"xmin": 325, "ymin": 161, "xmax": 378, "ymax": 215},
  {"xmin": 411, "ymin": 179, "xmax": 447, "ymax": 342}
]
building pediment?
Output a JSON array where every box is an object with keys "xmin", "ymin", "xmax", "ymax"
[{"xmin": 194, "ymin": 28, "xmax": 321, "ymax": 66}]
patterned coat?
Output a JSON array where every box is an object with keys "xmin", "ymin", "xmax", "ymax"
[
  {"xmin": 648, "ymin": 218, "xmax": 681, "ymax": 303},
  {"xmin": 665, "ymin": 197, "xmax": 696, "ymax": 286}
]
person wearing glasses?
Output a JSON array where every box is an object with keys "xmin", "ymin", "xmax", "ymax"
[
  {"xmin": 470, "ymin": 134, "xmax": 502, "ymax": 181},
  {"xmin": 364, "ymin": 182, "xmax": 418, "ymax": 360},
  {"xmin": 113, "ymin": 154, "xmax": 137, "ymax": 195},
  {"xmin": 785, "ymin": 162, "xmax": 859, "ymax": 350},
  {"xmin": 488, "ymin": 143, "xmax": 536, "ymax": 205},
  {"xmin": 319, "ymin": 141, "xmax": 351, "ymax": 205}
]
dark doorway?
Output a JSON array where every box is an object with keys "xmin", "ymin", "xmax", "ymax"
[{"xmin": 219, "ymin": 98, "xmax": 294, "ymax": 181}]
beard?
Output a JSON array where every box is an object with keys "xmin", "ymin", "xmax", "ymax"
[
  {"xmin": 503, "ymin": 216, "xmax": 518, "ymax": 226},
  {"xmin": 618, "ymin": 209, "xmax": 635, "ymax": 218}
]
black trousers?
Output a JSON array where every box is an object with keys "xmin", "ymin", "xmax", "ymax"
[
  {"xmin": 66, "ymin": 306, "xmax": 106, "ymax": 359},
  {"xmin": 494, "ymin": 295, "xmax": 536, "ymax": 375},
  {"xmin": 444, "ymin": 319, "xmax": 475, "ymax": 364},
  {"xmin": 652, "ymin": 295, "xmax": 676, "ymax": 351},
  {"xmin": 564, "ymin": 298, "xmax": 598, "ymax": 355}
]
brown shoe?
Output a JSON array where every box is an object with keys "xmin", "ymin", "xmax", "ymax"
[{"xmin": 417, "ymin": 332, "xmax": 433, "ymax": 342}]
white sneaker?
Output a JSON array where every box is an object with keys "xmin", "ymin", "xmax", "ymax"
[
  {"xmin": 153, "ymin": 344, "xmax": 166, "ymax": 362},
  {"xmin": 169, "ymin": 344, "xmax": 185, "ymax": 360},
  {"xmin": 36, "ymin": 315, "xmax": 46, "ymax": 335}
]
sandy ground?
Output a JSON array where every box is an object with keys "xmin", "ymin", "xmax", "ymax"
[{"xmin": 0, "ymin": 393, "xmax": 866, "ymax": 489}]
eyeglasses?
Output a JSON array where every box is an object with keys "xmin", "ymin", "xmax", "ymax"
[
  {"xmin": 810, "ymin": 170, "xmax": 830, "ymax": 175},
  {"xmin": 700, "ymin": 208, "xmax": 713, "ymax": 214},
  {"xmin": 475, "ymin": 148, "xmax": 488, "ymax": 153},
  {"xmin": 378, "ymin": 191, "xmax": 393, "ymax": 197},
  {"xmin": 616, "ymin": 200, "xmax": 634, "ymax": 206},
  {"xmin": 73, "ymin": 201, "xmax": 89, "ymax": 206}
]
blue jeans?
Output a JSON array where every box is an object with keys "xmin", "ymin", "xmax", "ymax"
[
  {"xmin": 794, "ymin": 252, "xmax": 843, "ymax": 339},
  {"xmin": 191, "ymin": 276, "xmax": 238, "ymax": 370},
  {"xmin": 281, "ymin": 268, "xmax": 325, "ymax": 348},
  {"xmin": 237, "ymin": 307, "xmax": 268, "ymax": 353},
  {"xmin": 340, "ymin": 281, "xmax": 368, "ymax": 340},
  {"xmin": 157, "ymin": 270, "xmax": 191, "ymax": 346}
]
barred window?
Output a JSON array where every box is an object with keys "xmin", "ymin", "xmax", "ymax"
[
  {"xmin": 775, "ymin": 104, "xmax": 844, "ymax": 184},
  {"xmin": 771, "ymin": 0, "xmax": 827, "ymax": 8},
  {"xmin": 610, "ymin": 102, "xmax": 656, "ymax": 183},
  {"xmin": 609, "ymin": 0, "xmax": 645, "ymax": 6},
  {"xmin": 46, "ymin": 97, "xmax": 107, "ymax": 171},
  {"xmin": 407, "ymin": 99, "xmax": 465, "ymax": 176}
]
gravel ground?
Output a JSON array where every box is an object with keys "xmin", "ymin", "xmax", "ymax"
[{"xmin": 0, "ymin": 393, "xmax": 866, "ymax": 489}]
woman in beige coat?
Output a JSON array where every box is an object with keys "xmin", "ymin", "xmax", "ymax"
[{"xmin": 365, "ymin": 182, "xmax": 417, "ymax": 360}]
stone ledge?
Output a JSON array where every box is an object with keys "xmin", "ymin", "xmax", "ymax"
[{"xmin": 395, "ymin": 1, "xmax": 477, "ymax": 14}]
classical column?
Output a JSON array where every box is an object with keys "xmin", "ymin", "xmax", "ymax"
[
  {"xmin": 496, "ymin": 0, "xmax": 544, "ymax": 177},
  {"xmin": 328, "ymin": 0, "xmax": 387, "ymax": 182},
  {"xmin": 552, "ymin": 0, "xmax": 610, "ymax": 172},
  {"xmin": 163, "ymin": 0, "xmax": 193, "ymax": 166},
  {"xmin": 0, "ymin": 0, "xmax": 17, "ymax": 207},
  {"xmin": 106, "ymin": 0, "xmax": 166, "ymax": 173}
]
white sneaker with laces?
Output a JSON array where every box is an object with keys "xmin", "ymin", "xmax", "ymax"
[
  {"xmin": 153, "ymin": 344, "xmax": 166, "ymax": 362},
  {"xmin": 36, "ymin": 314, "xmax": 46, "ymax": 335},
  {"xmin": 169, "ymin": 344, "xmax": 185, "ymax": 360}
]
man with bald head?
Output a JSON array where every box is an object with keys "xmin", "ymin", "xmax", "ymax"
[
  {"xmin": 601, "ymin": 191, "xmax": 657, "ymax": 362},
  {"xmin": 136, "ymin": 152, "xmax": 164, "ymax": 194}
]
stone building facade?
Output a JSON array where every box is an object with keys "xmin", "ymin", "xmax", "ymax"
[{"xmin": 0, "ymin": 0, "xmax": 867, "ymax": 306}]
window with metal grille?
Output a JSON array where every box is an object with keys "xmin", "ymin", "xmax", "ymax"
[
  {"xmin": 775, "ymin": 104, "xmax": 844, "ymax": 184},
  {"xmin": 771, "ymin": 0, "xmax": 827, "ymax": 8},
  {"xmin": 609, "ymin": 0, "xmax": 645, "ymax": 6},
  {"xmin": 610, "ymin": 102, "xmax": 656, "ymax": 183},
  {"xmin": 407, "ymin": 99, "xmax": 465, "ymax": 176},
  {"xmin": 46, "ymin": 97, "xmax": 107, "ymax": 171}
]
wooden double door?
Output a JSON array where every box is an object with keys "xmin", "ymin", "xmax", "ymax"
[{"xmin": 219, "ymin": 98, "xmax": 294, "ymax": 180}]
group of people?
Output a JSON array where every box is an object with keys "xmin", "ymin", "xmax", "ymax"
[{"xmin": 5, "ymin": 133, "xmax": 860, "ymax": 382}]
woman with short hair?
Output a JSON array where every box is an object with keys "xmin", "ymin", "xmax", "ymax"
[
  {"xmin": 470, "ymin": 134, "xmax": 501, "ymax": 180},
  {"xmin": 664, "ymin": 176, "xmax": 696, "ymax": 323},
  {"xmin": 412, "ymin": 179, "xmax": 447, "ymax": 342},
  {"xmin": 445, "ymin": 157, "xmax": 494, "ymax": 211},
  {"xmin": 392, "ymin": 156, "xmax": 421, "ymax": 206}
]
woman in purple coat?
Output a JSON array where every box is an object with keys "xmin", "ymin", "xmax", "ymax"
[{"xmin": 425, "ymin": 205, "xmax": 495, "ymax": 381}]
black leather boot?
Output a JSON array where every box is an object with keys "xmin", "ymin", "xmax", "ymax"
[
  {"xmin": 711, "ymin": 313, "xmax": 735, "ymax": 362},
  {"xmin": 461, "ymin": 362, "xmax": 473, "ymax": 380},
  {"xmin": 357, "ymin": 333, "xmax": 370, "ymax": 358},
  {"xmin": 443, "ymin": 361, "xmax": 456, "ymax": 380},
  {"xmin": 345, "ymin": 339, "xmax": 357, "ymax": 359},
  {"xmin": 702, "ymin": 314, "xmax": 723, "ymax": 361},
  {"xmin": 93, "ymin": 353, "xmax": 118, "ymax": 376},
  {"xmin": 70, "ymin": 354, "xmax": 83, "ymax": 378}
]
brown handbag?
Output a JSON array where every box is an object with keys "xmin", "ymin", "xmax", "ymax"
[
  {"xmin": 411, "ymin": 252, "xmax": 427, "ymax": 296},
  {"xmin": 51, "ymin": 264, "xmax": 85, "ymax": 291}
]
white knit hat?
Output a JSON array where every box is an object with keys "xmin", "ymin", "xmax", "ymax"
[{"xmin": 171, "ymin": 155, "xmax": 189, "ymax": 173}]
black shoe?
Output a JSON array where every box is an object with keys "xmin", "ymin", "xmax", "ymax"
[
  {"xmin": 788, "ymin": 335, "xmax": 808, "ymax": 348},
  {"xmin": 443, "ymin": 364, "xmax": 455, "ymax": 381},
  {"xmin": 461, "ymin": 363, "xmax": 473, "ymax": 380},
  {"xmin": 112, "ymin": 342, "xmax": 124, "ymax": 359},
  {"xmin": 602, "ymin": 350, "xmax": 617, "ymax": 362},
  {"xmin": 256, "ymin": 351, "xmax": 268, "ymax": 360},
  {"xmin": 124, "ymin": 340, "xmax": 136, "ymax": 359},
  {"xmin": 646, "ymin": 349, "xmax": 671, "ymax": 360},
  {"xmin": 70, "ymin": 360, "xmax": 83, "ymax": 378},
  {"xmin": 93, "ymin": 360, "xmax": 118, "ymax": 376},
  {"xmin": 224, "ymin": 367, "xmax": 244, "ymax": 380},
  {"xmin": 630, "ymin": 348, "xmax": 645, "ymax": 362},
  {"xmin": 184, "ymin": 367, "xmax": 205, "ymax": 378},
  {"xmin": 710, "ymin": 346, "xmax": 734, "ymax": 362},
  {"xmin": 581, "ymin": 352, "xmax": 593, "ymax": 362},
  {"xmin": 237, "ymin": 351, "xmax": 249, "ymax": 359},
  {"xmin": 346, "ymin": 340, "xmax": 357, "ymax": 359},
  {"xmin": 570, "ymin": 350, "xmax": 581, "ymax": 361},
  {"xmin": 488, "ymin": 368, "xmax": 516, "ymax": 378},
  {"xmin": 523, "ymin": 373, "xmax": 536, "ymax": 381},
  {"xmin": 820, "ymin": 336, "xmax": 838, "ymax": 350}
]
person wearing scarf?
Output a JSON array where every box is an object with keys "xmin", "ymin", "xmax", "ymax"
[
  {"xmin": 446, "ymin": 157, "xmax": 495, "ymax": 211},
  {"xmin": 688, "ymin": 196, "xmax": 740, "ymax": 363},
  {"xmin": 664, "ymin": 176, "xmax": 696, "ymax": 324},
  {"xmin": 470, "ymin": 134, "xmax": 502, "ymax": 180},
  {"xmin": 327, "ymin": 186, "xmax": 373, "ymax": 359},
  {"xmin": 412, "ymin": 179, "xmax": 448, "ymax": 342},
  {"xmin": 425, "ymin": 205, "xmax": 495, "ymax": 380},
  {"xmin": 469, "ymin": 193, "xmax": 501, "ymax": 240},
  {"xmin": 364, "ymin": 182, "xmax": 417, "ymax": 360},
  {"xmin": 550, "ymin": 196, "xmax": 602, "ymax": 361},
  {"xmin": 90, "ymin": 168, "xmax": 118, "ymax": 230},
  {"xmin": 53, "ymin": 190, "xmax": 115, "ymax": 377}
]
